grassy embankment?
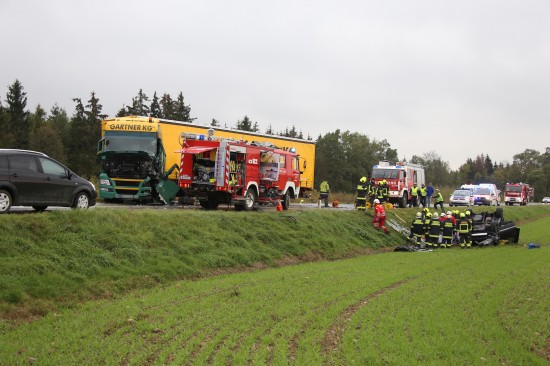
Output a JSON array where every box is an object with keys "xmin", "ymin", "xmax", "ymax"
[
  {"xmin": 0, "ymin": 227, "xmax": 548, "ymax": 365},
  {"xmin": 0, "ymin": 207, "xmax": 395, "ymax": 318}
]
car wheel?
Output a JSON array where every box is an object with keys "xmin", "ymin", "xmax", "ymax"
[
  {"xmin": 0, "ymin": 189, "xmax": 12, "ymax": 214},
  {"xmin": 72, "ymin": 192, "xmax": 90, "ymax": 209},
  {"xmin": 32, "ymin": 206, "xmax": 48, "ymax": 212}
]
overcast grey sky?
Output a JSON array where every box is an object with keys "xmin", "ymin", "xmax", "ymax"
[{"xmin": 1, "ymin": 0, "xmax": 549, "ymax": 169}]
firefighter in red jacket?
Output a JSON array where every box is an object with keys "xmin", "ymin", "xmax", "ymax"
[{"xmin": 372, "ymin": 199, "xmax": 389, "ymax": 234}]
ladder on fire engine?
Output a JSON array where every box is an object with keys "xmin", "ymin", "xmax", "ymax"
[{"xmin": 214, "ymin": 140, "xmax": 230, "ymax": 187}]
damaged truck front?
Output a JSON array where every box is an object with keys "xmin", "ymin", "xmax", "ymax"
[{"xmin": 97, "ymin": 117, "xmax": 180, "ymax": 203}]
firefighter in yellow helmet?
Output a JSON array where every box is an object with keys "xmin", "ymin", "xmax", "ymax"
[
  {"xmin": 409, "ymin": 212, "xmax": 426, "ymax": 247},
  {"xmin": 457, "ymin": 212, "xmax": 471, "ymax": 249},
  {"xmin": 355, "ymin": 176, "xmax": 368, "ymax": 210}
]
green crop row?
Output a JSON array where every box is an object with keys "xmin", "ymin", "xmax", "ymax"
[{"xmin": 0, "ymin": 239, "xmax": 548, "ymax": 365}]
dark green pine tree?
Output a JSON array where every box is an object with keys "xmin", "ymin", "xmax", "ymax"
[
  {"xmin": 6, "ymin": 79, "xmax": 30, "ymax": 149},
  {"xmin": 66, "ymin": 92, "xmax": 105, "ymax": 177},
  {"xmin": 116, "ymin": 105, "xmax": 129, "ymax": 117},
  {"xmin": 289, "ymin": 125, "xmax": 297, "ymax": 138},
  {"xmin": 131, "ymin": 89, "xmax": 150, "ymax": 116},
  {"xmin": 236, "ymin": 115, "xmax": 253, "ymax": 131},
  {"xmin": 211, "ymin": 118, "xmax": 220, "ymax": 127},
  {"xmin": 0, "ymin": 97, "xmax": 11, "ymax": 147},
  {"xmin": 485, "ymin": 154, "xmax": 494, "ymax": 176},
  {"xmin": 265, "ymin": 123, "xmax": 274, "ymax": 135},
  {"xmin": 150, "ymin": 92, "xmax": 162, "ymax": 118},
  {"xmin": 252, "ymin": 122, "xmax": 260, "ymax": 133},
  {"xmin": 160, "ymin": 93, "xmax": 175, "ymax": 120},
  {"xmin": 173, "ymin": 92, "xmax": 194, "ymax": 122}
]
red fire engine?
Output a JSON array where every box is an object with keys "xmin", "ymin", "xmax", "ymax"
[
  {"xmin": 504, "ymin": 183, "xmax": 534, "ymax": 206},
  {"xmin": 371, "ymin": 161, "xmax": 426, "ymax": 208},
  {"xmin": 177, "ymin": 134, "xmax": 301, "ymax": 210}
]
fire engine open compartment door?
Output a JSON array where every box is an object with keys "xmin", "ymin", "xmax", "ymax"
[{"xmin": 259, "ymin": 151, "xmax": 280, "ymax": 181}]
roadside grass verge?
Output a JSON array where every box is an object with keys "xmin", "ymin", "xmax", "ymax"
[
  {"xmin": 0, "ymin": 208, "xmax": 394, "ymax": 318},
  {"xmin": 0, "ymin": 245, "xmax": 547, "ymax": 365}
]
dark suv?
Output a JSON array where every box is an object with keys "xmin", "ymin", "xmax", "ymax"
[{"xmin": 0, "ymin": 149, "xmax": 97, "ymax": 213}]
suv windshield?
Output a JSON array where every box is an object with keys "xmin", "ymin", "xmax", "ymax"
[
  {"xmin": 103, "ymin": 131, "xmax": 157, "ymax": 155},
  {"xmin": 475, "ymin": 188, "xmax": 490, "ymax": 195}
]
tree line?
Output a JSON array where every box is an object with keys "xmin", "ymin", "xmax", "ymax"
[{"xmin": 1, "ymin": 80, "xmax": 549, "ymax": 200}]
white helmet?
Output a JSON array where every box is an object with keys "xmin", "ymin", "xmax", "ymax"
[
  {"xmin": 440, "ymin": 213, "xmax": 446, "ymax": 217},
  {"xmin": 416, "ymin": 212, "xmax": 422, "ymax": 218},
  {"xmin": 373, "ymin": 199, "xmax": 380, "ymax": 204},
  {"xmin": 446, "ymin": 211, "xmax": 452, "ymax": 215},
  {"xmin": 432, "ymin": 212, "xmax": 438, "ymax": 217}
]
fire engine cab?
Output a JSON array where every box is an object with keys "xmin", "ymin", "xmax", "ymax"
[
  {"xmin": 371, "ymin": 161, "xmax": 426, "ymax": 208},
  {"xmin": 177, "ymin": 133, "xmax": 301, "ymax": 210},
  {"xmin": 504, "ymin": 183, "xmax": 534, "ymax": 206}
]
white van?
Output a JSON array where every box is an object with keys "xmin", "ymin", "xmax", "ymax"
[{"xmin": 473, "ymin": 183, "xmax": 501, "ymax": 206}]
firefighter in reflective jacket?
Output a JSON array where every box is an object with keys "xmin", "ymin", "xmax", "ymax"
[
  {"xmin": 465, "ymin": 210, "xmax": 473, "ymax": 247},
  {"xmin": 427, "ymin": 212, "xmax": 442, "ymax": 248},
  {"xmin": 367, "ymin": 178, "xmax": 376, "ymax": 204},
  {"xmin": 372, "ymin": 199, "xmax": 389, "ymax": 234},
  {"xmin": 420, "ymin": 184, "xmax": 428, "ymax": 207},
  {"xmin": 457, "ymin": 212, "xmax": 471, "ymax": 249},
  {"xmin": 376, "ymin": 181, "xmax": 385, "ymax": 203},
  {"xmin": 410, "ymin": 183, "xmax": 419, "ymax": 207},
  {"xmin": 409, "ymin": 212, "xmax": 425, "ymax": 247},
  {"xmin": 355, "ymin": 177, "xmax": 368, "ymax": 210},
  {"xmin": 423, "ymin": 212, "xmax": 432, "ymax": 238},
  {"xmin": 441, "ymin": 213, "xmax": 455, "ymax": 248},
  {"xmin": 382, "ymin": 180, "xmax": 390, "ymax": 202}
]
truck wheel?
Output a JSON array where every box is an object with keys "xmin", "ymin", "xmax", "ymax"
[
  {"xmin": 199, "ymin": 200, "xmax": 219, "ymax": 210},
  {"xmin": 72, "ymin": 192, "xmax": 90, "ymax": 209},
  {"xmin": 0, "ymin": 189, "xmax": 12, "ymax": 214},
  {"xmin": 399, "ymin": 192, "xmax": 407, "ymax": 208},
  {"xmin": 243, "ymin": 189, "xmax": 257, "ymax": 211},
  {"xmin": 281, "ymin": 191, "xmax": 290, "ymax": 210}
]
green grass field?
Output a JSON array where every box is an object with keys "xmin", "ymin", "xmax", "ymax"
[{"xmin": 0, "ymin": 205, "xmax": 549, "ymax": 364}]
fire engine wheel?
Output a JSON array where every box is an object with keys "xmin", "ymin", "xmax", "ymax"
[
  {"xmin": 281, "ymin": 191, "xmax": 290, "ymax": 210},
  {"xmin": 243, "ymin": 189, "xmax": 257, "ymax": 211},
  {"xmin": 199, "ymin": 200, "xmax": 219, "ymax": 210},
  {"xmin": 400, "ymin": 192, "xmax": 407, "ymax": 208}
]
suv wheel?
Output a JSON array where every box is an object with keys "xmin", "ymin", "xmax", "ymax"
[
  {"xmin": 0, "ymin": 189, "xmax": 12, "ymax": 214},
  {"xmin": 73, "ymin": 192, "xmax": 90, "ymax": 209}
]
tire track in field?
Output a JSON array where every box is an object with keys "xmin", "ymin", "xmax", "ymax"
[{"xmin": 320, "ymin": 278, "xmax": 411, "ymax": 357}]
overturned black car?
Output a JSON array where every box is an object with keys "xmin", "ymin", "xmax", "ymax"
[{"xmin": 470, "ymin": 208, "xmax": 520, "ymax": 246}]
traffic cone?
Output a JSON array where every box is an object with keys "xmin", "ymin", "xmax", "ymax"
[{"xmin": 276, "ymin": 200, "xmax": 283, "ymax": 211}]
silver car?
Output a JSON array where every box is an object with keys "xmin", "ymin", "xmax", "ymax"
[{"xmin": 449, "ymin": 189, "xmax": 473, "ymax": 206}]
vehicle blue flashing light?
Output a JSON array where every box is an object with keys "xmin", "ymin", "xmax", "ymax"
[
  {"xmin": 395, "ymin": 165, "xmax": 402, "ymax": 168},
  {"xmin": 374, "ymin": 165, "xmax": 379, "ymax": 168},
  {"xmin": 198, "ymin": 134, "xmax": 205, "ymax": 140}
]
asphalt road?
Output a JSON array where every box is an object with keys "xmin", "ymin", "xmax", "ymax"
[{"xmin": 6, "ymin": 201, "xmax": 547, "ymax": 214}]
